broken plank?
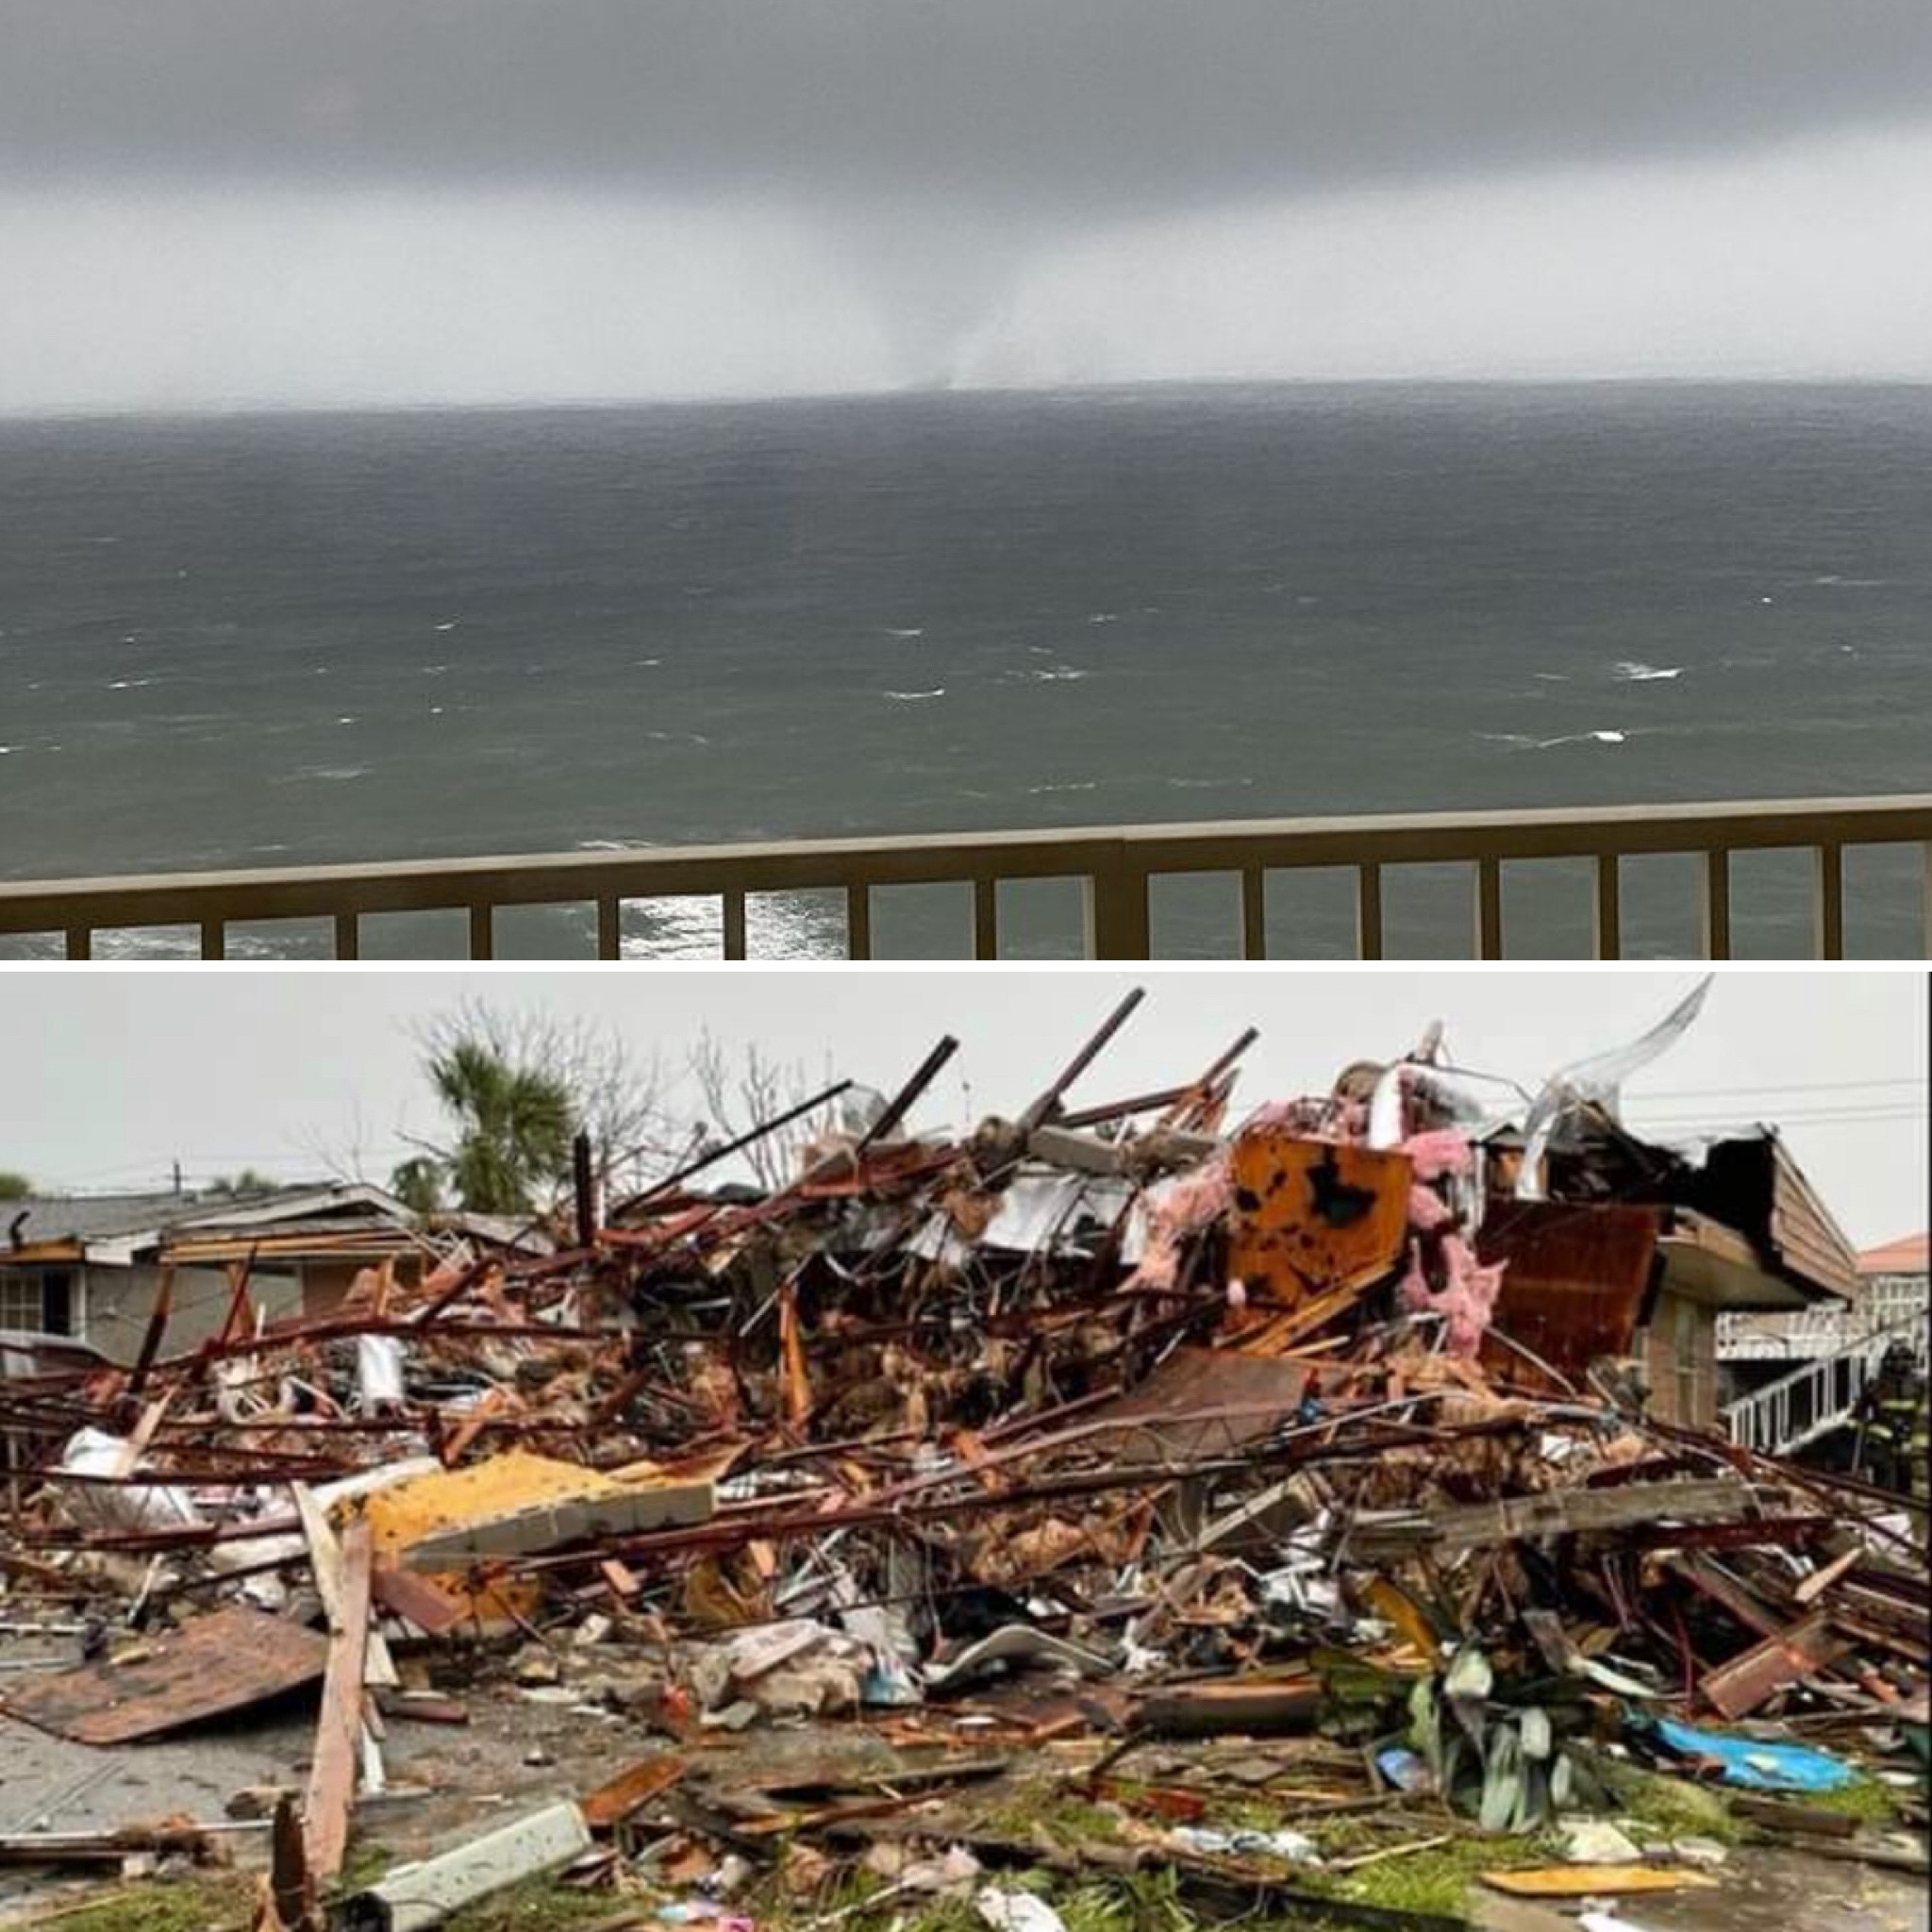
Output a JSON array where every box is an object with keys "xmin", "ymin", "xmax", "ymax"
[
  {"xmin": 1775, "ymin": 1836, "xmax": 1929, "ymax": 1875},
  {"xmin": 304, "ymin": 1513, "xmax": 374, "ymax": 1883},
  {"xmin": 1324, "ymin": 1834, "xmax": 1456, "ymax": 1874},
  {"xmin": 1137, "ymin": 1677, "xmax": 1323, "ymax": 1738},
  {"xmin": 1354, "ymin": 1478, "xmax": 1757, "ymax": 1560},
  {"xmin": 579, "ymin": 1756, "xmax": 688, "ymax": 1832},
  {"xmin": 293, "ymin": 1483, "xmax": 398, "ymax": 1690},
  {"xmin": 1792, "ymin": 1545, "xmax": 1861, "ymax": 1606},
  {"xmin": 376, "ymin": 1692, "xmax": 471, "ymax": 1727},
  {"xmin": 371, "ymin": 1562, "xmax": 469, "ymax": 1635},
  {"xmin": 1701, "ymin": 1610, "xmax": 1849, "ymax": 1721},
  {"xmin": 1481, "ymin": 1868, "xmax": 1719, "ymax": 1897}
]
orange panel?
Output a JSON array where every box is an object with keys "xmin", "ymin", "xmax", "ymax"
[{"xmin": 1227, "ymin": 1136, "xmax": 1412, "ymax": 1309}]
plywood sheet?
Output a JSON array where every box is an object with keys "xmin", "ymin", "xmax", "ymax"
[{"xmin": 0, "ymin": 1604, "xmax": 327, "ymax": 1745}]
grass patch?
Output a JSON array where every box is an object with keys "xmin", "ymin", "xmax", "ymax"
[
  {"xmin": 1587, "ymin": 1755, "xmax": 1744, "ymax": 1844},
  {"xmin": 25, "ymin": 1873, "xmax": 258, "ymax": 1932},
  {"xmin": 981, "ymin": 1783, "xmax": 1126, "ymax": 1849},
  {"xmin": 442, "ymin": 1876, "xmax": 639, "ymax": 1932},
  {"xmin": 1298, "ymin": 1830, "xmax": 1559, "ymax": 1922},
  {"xmin": 1783, "ymin": 1775, "xmax": 1909, "ymax": 1825}
]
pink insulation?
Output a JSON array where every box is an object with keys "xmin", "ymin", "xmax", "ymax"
[
  {"xmin": 1396, "ymin": 1232, "xmax": 1507, "ymax": 1355},
  {"xmin": 1129, "ymin": 1156, "xmax": 1236, "ymax": 1291},
  {"xmin": 1400, "ymin": 1127, "xmax": 1474, "ymax": 1180},
  {"xmin": 1407, "ymin": 1184, "xmax": 1455, "ymax": 1232}
]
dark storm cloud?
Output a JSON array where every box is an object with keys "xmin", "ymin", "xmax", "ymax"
[{"xmin": 7, "ymin": 0, "xmax": 1932, "ymax": 212}]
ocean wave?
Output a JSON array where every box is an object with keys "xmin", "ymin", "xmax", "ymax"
[
  {"xmin": 1026, "ymin": 779, "xmax": 1100, "ymax": 795},
  {"xmin": 1614, "ymin": 661, "xmax": 1682, "ymax": 681},
  {"xmin": 882, "ymin": 626, "xmax": 925, "ymax": 639},
  {"xmin": 1481, "ymin": 729, "xmax": 1628, "ymax": 751},
  {"xmin": 883, "ymin": 688, "xmax": 946, "ymax": 702}
]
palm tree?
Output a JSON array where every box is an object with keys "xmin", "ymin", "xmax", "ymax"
[
  {"xmin": 425, "ymin": 1038, "xmax": 575, "ymax": 1215},
  {"xmin": 388, "ymin": 1156, "xmax": 445, "ymax": 1219}
]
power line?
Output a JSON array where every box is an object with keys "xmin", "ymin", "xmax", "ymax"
[{"xmin": 1633, "ymin": 1075, "xmax": 1926, "ymax": 1101}]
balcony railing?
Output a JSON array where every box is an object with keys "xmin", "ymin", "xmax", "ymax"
[
  {"xmin": 1722, "ymin": 1307, "xmax": 1930, "ymax": 1458},
  {"xmin": 3, "ymin": 792, "xmax": 1928, "ymax": 961}
]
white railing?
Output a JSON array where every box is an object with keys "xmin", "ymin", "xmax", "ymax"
[
  {"xmin": 1722, "ymin": 1307, "xmax": 1930, "ymax": 1457},
  {"xmin": 1718, "ymin": 1274, "xmax": 1929, "ymax": 1363},
  {"xmin": 1717, "ymin": 1306, "xmax": 1852, "ymax": 1362}
]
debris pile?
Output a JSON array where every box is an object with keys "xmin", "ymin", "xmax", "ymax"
[{"xmin": 0, "ymin": 987, "xmax": 1924, "ymax": 1929}]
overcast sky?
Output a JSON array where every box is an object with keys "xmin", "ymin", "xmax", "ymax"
[
  {"xmin": 5, "ymin": 1, "xmax": 1931, "ymax": 409},
  {"xmin": 1, "ymin": 968, "xmax": 1923, "ymax": 1246}
]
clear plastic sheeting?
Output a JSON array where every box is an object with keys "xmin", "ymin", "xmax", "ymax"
[{"xmin": 1517, "ymin": 975, "xmax": 1713, "ymax": 1199}]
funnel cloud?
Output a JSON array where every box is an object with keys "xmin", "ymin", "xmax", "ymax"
[{"xmin": 4, "ymin": 0, "xmax": 1931, "ymax": 410}]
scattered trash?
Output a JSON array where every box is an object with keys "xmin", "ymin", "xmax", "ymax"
[
  {"xmin": 1644, "ymin": 1719, "xmax": 1860, "ymax": 1793},
  {"xmin": 974, "ymin": 1889, "xmax": 1067, "ymax": 1932}
]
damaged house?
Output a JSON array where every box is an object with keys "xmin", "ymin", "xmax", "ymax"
[
  {"xmin": 0, "ymin": 1183, "xmax": 523, "ymax": 1365},
  {"xmin": 1478, "ymin": 1124, "xmax": 1859, "ymax": 1428}
]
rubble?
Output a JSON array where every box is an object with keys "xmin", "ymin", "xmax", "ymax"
[{"xmin": 0, "ymin": 983, "xmax": 1924, "ymax": 1929}]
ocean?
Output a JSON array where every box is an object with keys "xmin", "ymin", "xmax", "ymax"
[{"xmin": 2, "ymin": 382, "xmax": 1928, "ymax": 958}]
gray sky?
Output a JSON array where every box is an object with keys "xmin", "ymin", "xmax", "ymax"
[
  {"xmin": 5, "ymin": 1, "xmax": 1931, "ymax": 408},
  {"xmin": 1, "ymin": 968, "xmax": 1924, "ymax": 1246}
]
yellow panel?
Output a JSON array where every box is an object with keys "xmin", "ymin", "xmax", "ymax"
[{"xmin": 346, "ymin": 1448, "xmax": 625, "ymax": 1626}]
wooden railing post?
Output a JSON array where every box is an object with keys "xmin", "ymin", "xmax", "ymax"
[
  {"xmin": 845, "ymin": 884, "xmax": 872, "ymax": 960},
  {"xmin": 1474, "ymin": 857, "xmax": 1503, "ymax": 959},
  {"xmin": 1593, "ymin": 855, "xmax": 1622, "ymax": 960},
  {"xmin": 1813, "ymin": 842, "xmax": 1844, "ymax": 959},
  {"xmin": 721, "ymin": 890, "xmax": 748, "ymax": 960},
  {"xmin": 972, "ymin": 878, "xmax": 999, "ymax": 959},
  {"xmin": 1241, "ymin": 866, "xmax": 1267, "ymax": 959},
  {"xmin": 1701, "ymin": 849, "xmax": 1731, "ymax": 960},
  {"xmin": 1356, "ymin": 864, "xmax": 1384, "ymax": 960},
  {"xmin": 1083, "ymin": 857, "xmax": 1150, "ymax": 959}
]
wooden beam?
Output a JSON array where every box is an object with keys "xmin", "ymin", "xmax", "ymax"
[
  {"xmin": 304, "ymin": 1513, "xmax": 373, "ymax": 1883},
  {"xmin": 292, "ymin": 1485, "xmax": 397, "ymax": 1688}
]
